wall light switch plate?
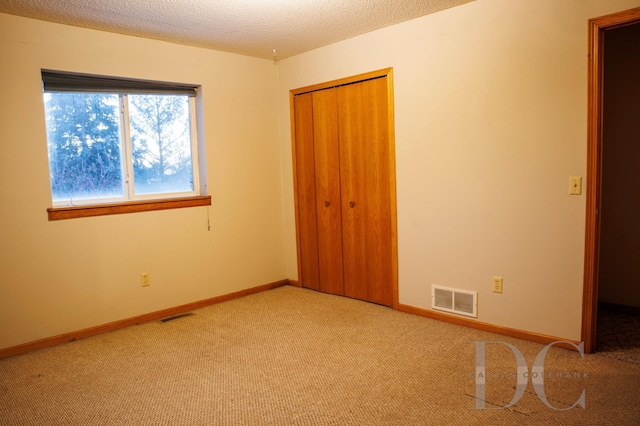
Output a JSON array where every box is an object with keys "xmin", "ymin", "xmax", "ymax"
[{"xmin": 569, "ymin": 176, "xmax": 582, "ymax": 195}]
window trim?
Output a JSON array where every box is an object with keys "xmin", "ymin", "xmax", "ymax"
[{"xmin": 47, "ymin": 195, "xmax": 211, "ymax": 221}]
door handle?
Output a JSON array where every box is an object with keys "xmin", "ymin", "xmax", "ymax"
[
  {"xmin": 349, "ymin": 201, "xmax": 355, "ymax": 208},
  {"xmin": 324, "ymin": 201, "xmax": 330, "ymax": 207}
]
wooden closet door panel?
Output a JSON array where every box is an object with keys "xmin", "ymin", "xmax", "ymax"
[
  {"xmin": 293, "ymin": 93, "xmax": 320, "ymax": 291},
  {"xmin": 338, "ymin": 78, "xmax": 394, "ymax": 306},
  {"xmin": 337, "ymin": 82, "xmax": 369, "ymax": 302},
  {"xmin": 312, "ymin": 89, "xmax": 344, "ymax": 296},
  {"xmin": 362, "ymin": 78, "xmax": 394, "ymax": 307}
]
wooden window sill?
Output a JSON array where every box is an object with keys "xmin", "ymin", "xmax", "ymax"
[{"xmin": 47, "ymin": 196, "xmax": 211, "ymax": 221}]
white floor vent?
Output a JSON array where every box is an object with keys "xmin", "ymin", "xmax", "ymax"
[{"xmin": 432, "ymin": 285, "xmax": 477, "ymax": 318}]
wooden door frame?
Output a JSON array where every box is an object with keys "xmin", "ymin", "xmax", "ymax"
[
  {"xmin": 583, "ymin": 7, "xmax": 640, "ymax": 354},
  {"xmin": 289, "ymin": 68, "xmax": 399, "ymax": 308}
]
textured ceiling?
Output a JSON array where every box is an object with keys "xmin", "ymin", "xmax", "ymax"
[{"xmin": 0, "ymin": 0, "xmax": 472, "ymax": 60}]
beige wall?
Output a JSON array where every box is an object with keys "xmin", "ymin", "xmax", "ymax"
[
  {"xmin": 278, "ymin": 0, "xmax": 640, "ymax": 341},
  {"xmin": 599, "ymin": 22, "xmax": 640, "ymax": 308},
  {"xmin": 0, "ymin": 14, "xmax": 285, "ymax": 349}
]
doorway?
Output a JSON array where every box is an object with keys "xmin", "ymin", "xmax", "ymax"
[{"xmin": 583, "ymin": 7, "xmax": 640, "ymax": 354}]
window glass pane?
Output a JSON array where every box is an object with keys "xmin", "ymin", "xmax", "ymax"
[
  {"xmin": 44, "ymin": 93, "xmax": 124, "ymax": 202},
  {"xmin": 128, "ymin": 95, "xmax": 194, "ymax": 195}
]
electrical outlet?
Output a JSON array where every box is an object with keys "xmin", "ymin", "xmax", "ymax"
[
  {"xmin": 141, "ymin": 273, "xmax": 150, "ymax": 287},
  {"xmin": 492, "ymin": 276, "xmax": 503, "ymax": 293}
]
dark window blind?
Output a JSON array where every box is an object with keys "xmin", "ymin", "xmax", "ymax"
[{"xmin": 42, "ymin": 70, "xmax": 198, "ymax": 96}]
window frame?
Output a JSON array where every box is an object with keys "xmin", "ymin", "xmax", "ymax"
[{"xmin": 42, "ymin": 70, "xmax": 210, "ymax": 220}]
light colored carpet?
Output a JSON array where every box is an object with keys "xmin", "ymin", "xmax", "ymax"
[{"xmin": 1, "ymin": 285, "xmax": 639, "ymax": 425}]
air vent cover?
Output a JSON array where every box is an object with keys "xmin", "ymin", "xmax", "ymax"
[{"xmin": 432, "ymin": 285, "xmax": 477, "ymax": 318}]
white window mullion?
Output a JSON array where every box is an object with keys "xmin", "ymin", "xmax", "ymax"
[{"xmin": 120, "ymin": 94, "xmax": 135, "ymax": 200}]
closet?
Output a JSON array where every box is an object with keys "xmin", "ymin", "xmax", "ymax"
[{"xmin": 291, "ymin": 69, "xmax": 397, "ymax": 307}]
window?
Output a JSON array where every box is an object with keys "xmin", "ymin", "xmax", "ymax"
[{"xmin": 41, "ymin": 70, "xmax": 210, "ymax": 220}]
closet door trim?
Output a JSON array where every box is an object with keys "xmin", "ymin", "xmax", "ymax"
[{"xmin": 291, "ymin": 68, "xmax": 392, "ymax": 97}]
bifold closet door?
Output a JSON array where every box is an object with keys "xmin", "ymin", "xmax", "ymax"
[
  {"xmin": 293, "ymin": 74, "xmax": 395, "ymax": 307},
  {"xmin": 337, "ymin": 77, "xmax": 394, "ymax": 307},
  {"xmin": 293, "ymin": 92, "xmax": 320, "ymax": 292},
  {"xmin": 293, "ymin": 90, "xmax": 344, "ymax": 296},
  {"xmin": 311, "ymin": 89, "xmax": 344, "ymax": 296}
]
